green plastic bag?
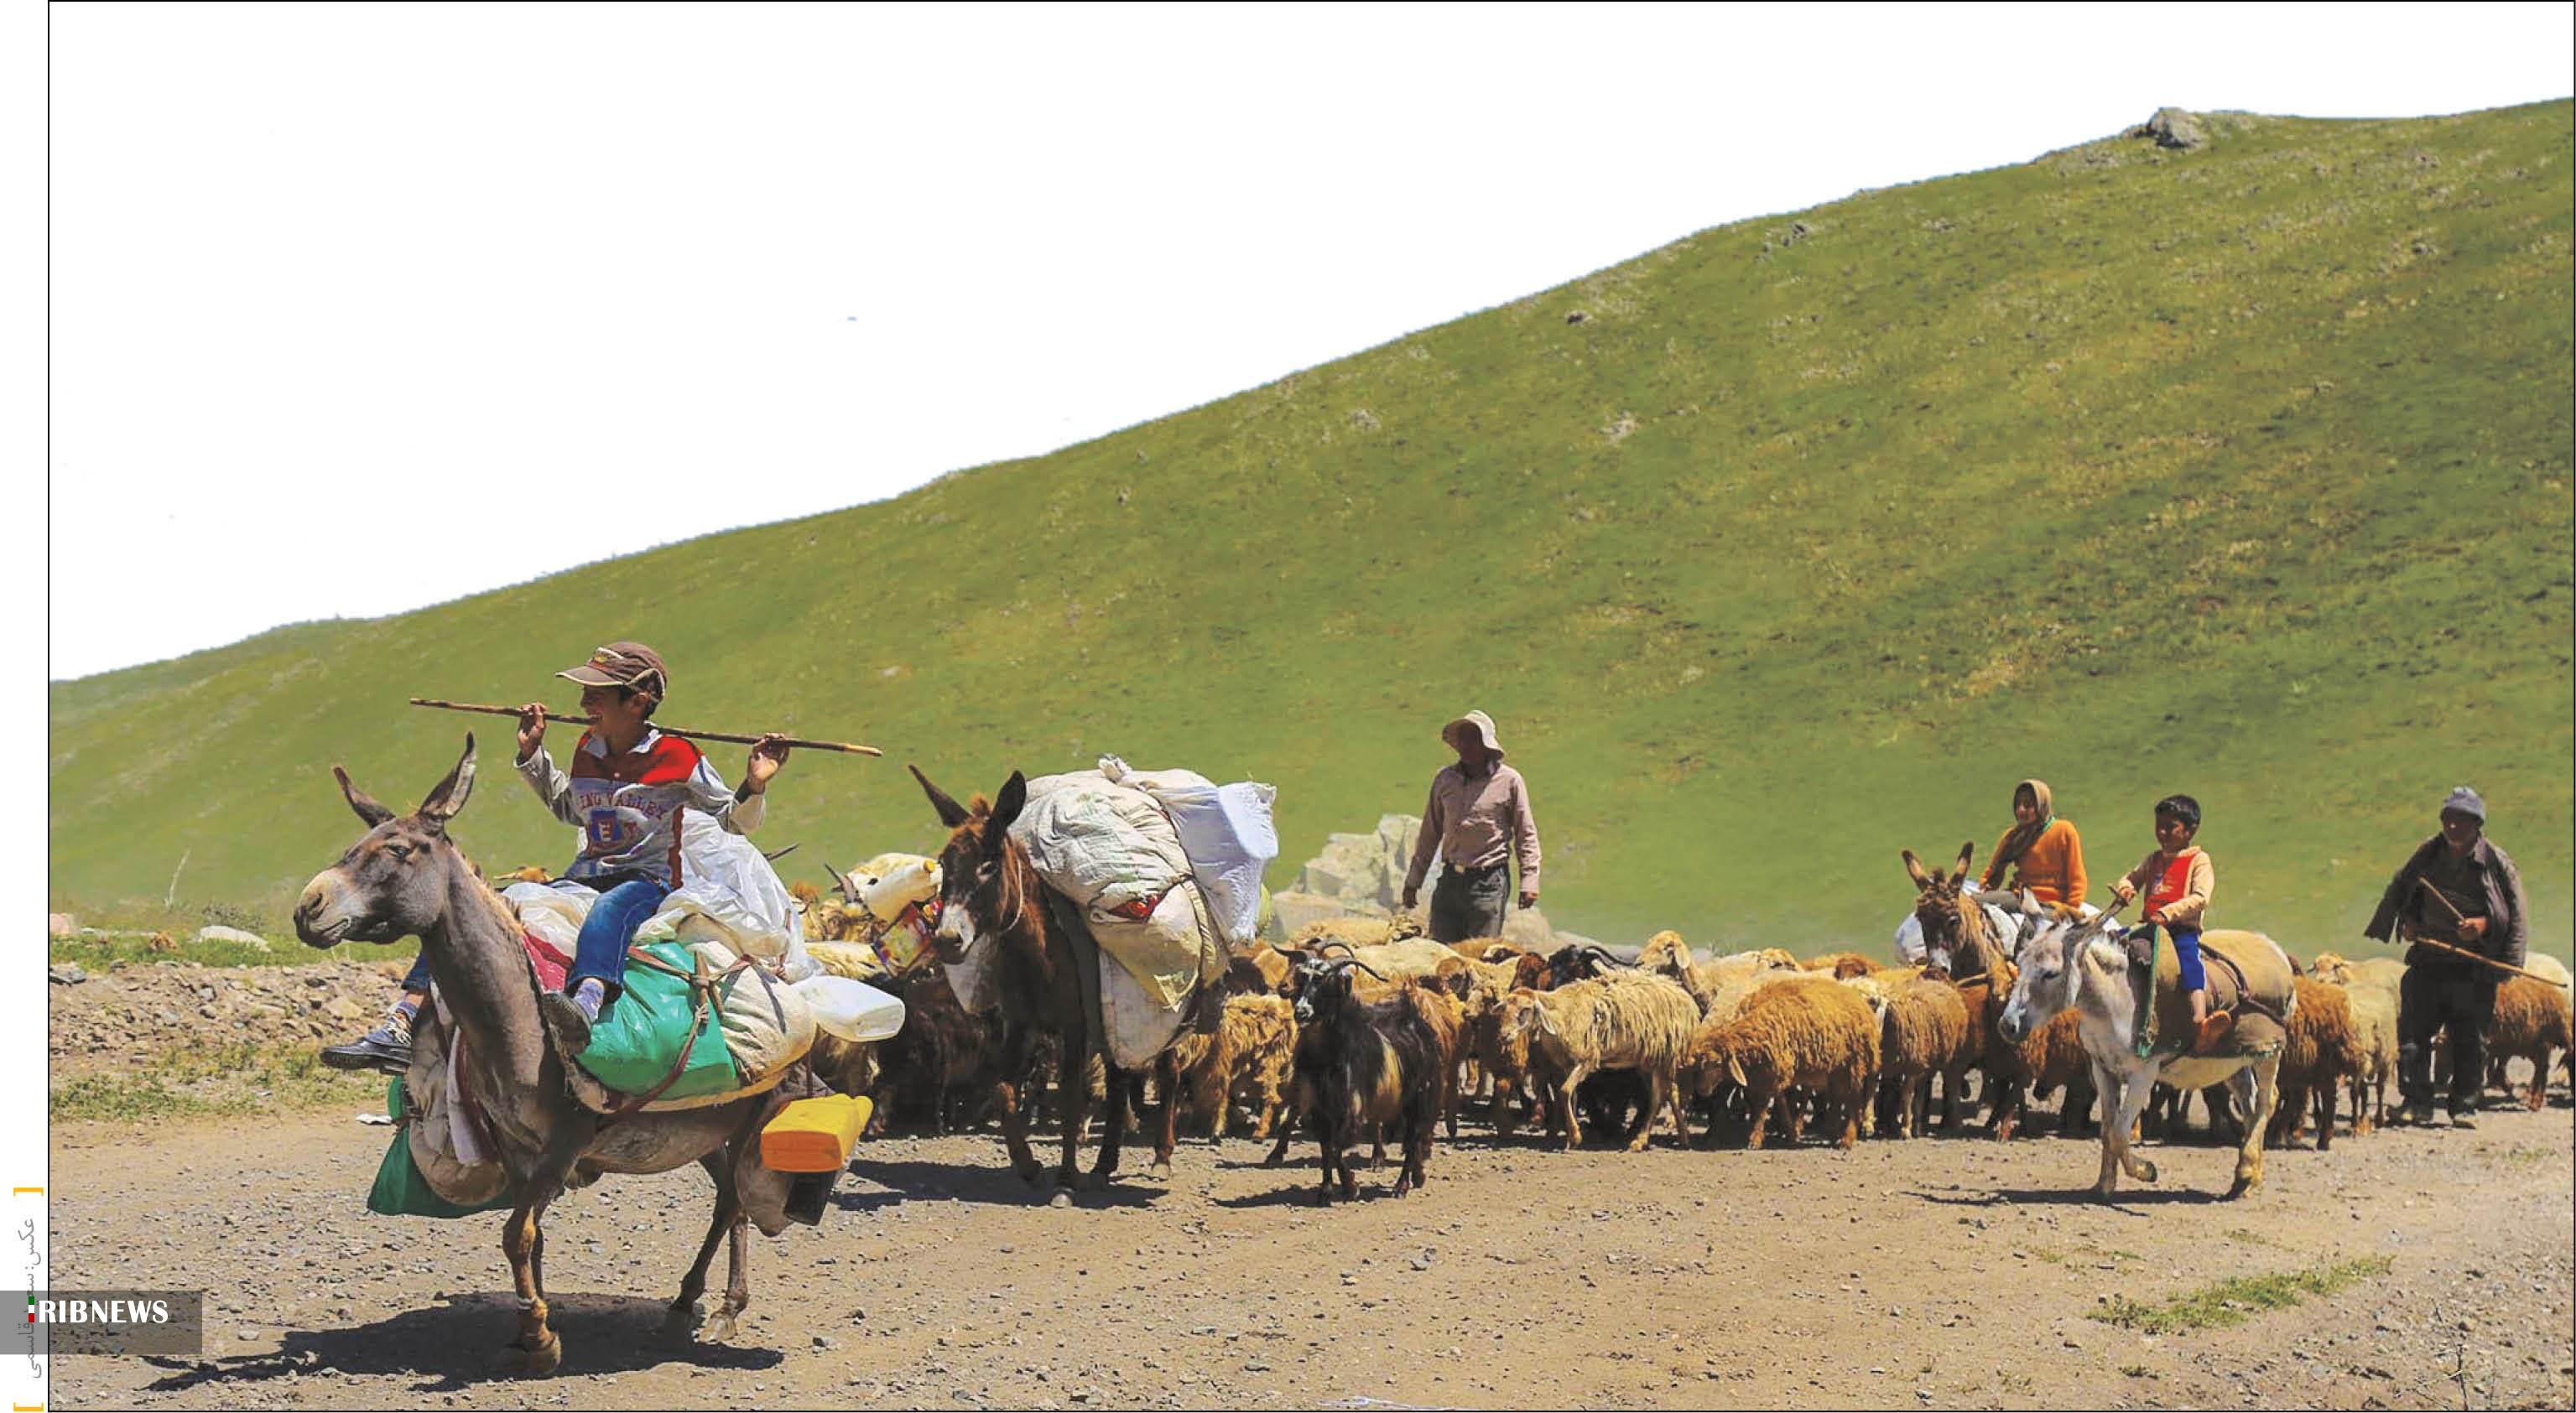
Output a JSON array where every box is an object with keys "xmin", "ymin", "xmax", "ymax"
[
  {"xmin": 574, "ymin": 941, "xmax": 740, "ymax": 1101},
  {"xmin": 367, "ymin": 1078, "xmax": 513, "ymax": 1218}
]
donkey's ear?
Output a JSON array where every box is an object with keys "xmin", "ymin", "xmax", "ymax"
[
  {"xmin": 910, "ymin": 764, "xmax": 971, "ymax": 829},
  {"xmin": 1953, "ymin": 841, "xmax": 1975, "ymax": 880},
  {"xmin": 333, "ymin": 766, "xmax": 396, "ymax": 828},
  {"xmin": 418, "ymin": 734, "xmax": 478, "ymax": 827},
  {"xmin": 1901, "ymin": 849, "xmax": 1933, "ymax": 890},
  {"xmin": 986, "ymin": 771, "xmax": 1028, "ymax": 841}
]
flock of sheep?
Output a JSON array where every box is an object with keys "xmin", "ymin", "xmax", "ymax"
[{"xmin": 783, "ymin": 878, "xmax": 2576, "ymax": 1198}]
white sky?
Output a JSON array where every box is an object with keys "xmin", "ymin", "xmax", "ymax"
[{"xmin": 41, "ymin": 2, "xmax": 2576, "ymax": 681}]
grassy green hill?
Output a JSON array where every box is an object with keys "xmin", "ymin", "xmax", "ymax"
[{"xmin": 49, "ymin": 102, "xmax": 2575, "ymax": 961}]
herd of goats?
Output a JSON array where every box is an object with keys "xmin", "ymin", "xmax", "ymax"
[{"xmin": 784, "ymin": 837, "xmax": 2576, "ymax": 1205}]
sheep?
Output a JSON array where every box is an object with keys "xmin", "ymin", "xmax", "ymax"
[
  {"xmin": 1296, "ymin": 935, "xmax": 1460, "ymax": 983},
  {"xmin": 2268, "ymin": 976, "xmax": 2367, "ymax": 1150},
  {"xmin": 1496, "ymin": 971, "xmax": 1699, "ymax": 1151},
  {"xmin": 2307, "ymin": 953, "xmax": 2397, "ymax": 1134},
  {"xmin": 1876, "ymin": 976, "xmax": 1980, "ymax": 1139},
  {"xmin": 1404, "ymin": 978, "xmax": 1471, "ymax": 1143},
  {"xmin": 2521, "ymin": 953, "xmax": 2573, "ymax": 996},
  {"xmin": 1678, "ymin": 976, "xmax": 1880, "ymax": 1150},
  {"xmin": 2483, "ymin": 977, "xmax": 2575, "ymax": 1111},
  {"xmin": 1289, "ymin": 912, "xmax": 1427, "ymax": 952},
  {"xmin": 1691, "ymin": 952, "xmax": 1808, "ymax": 1026},
  {"xmin": 1279, "ymin": 957, "xmax": 1447, "ymax": 1202},
  {"xmin": 1637, "ymin": 932, "xmax": 1798, "ymax": 1019},
  {"xmin": 1168, "ymin": 994, "xmax": 1298, "ymax": 1141},
  {"xmin": 1802, "ymin": 950, "xmax": 1879, "ymax": 980}
]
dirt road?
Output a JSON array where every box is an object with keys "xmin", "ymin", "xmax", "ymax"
[{"xmin": 49, "ymin": 1095, "xmax": 2574, "ymax": 1410}]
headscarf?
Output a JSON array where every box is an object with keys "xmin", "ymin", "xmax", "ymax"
[{"xmin": 1985, "ymin": 778, "xmax": 2056, "ymax": 884}]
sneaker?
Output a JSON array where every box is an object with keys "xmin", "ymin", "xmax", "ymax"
[
  {"xmin": 321, "ymin": 1014, "xmax": 414, "ymax": 1075},
  {"xmin": 2189, "ymin": 1011, "xmax": 2235, "ymax": 1056},
  {"xmin": 541, "ymin": 991, "xmax": 595, "ymax": 1054}
]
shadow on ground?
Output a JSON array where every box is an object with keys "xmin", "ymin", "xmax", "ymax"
[{"xmin": 136, "ymin": 1292, "xmax": 783, "ymax": 1394}]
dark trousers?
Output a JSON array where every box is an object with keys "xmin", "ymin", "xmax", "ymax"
[
  {"xmin": 2398, "ymin": 961, "xmax": 2498, "ymax": 1111},
  {"xmin": 1428, "ymin": 864, "xmax": 1509, "ymax": 944},
  {"xmin": 568, "ymin": 878, "xmax": 673, "ymax": 1005}
]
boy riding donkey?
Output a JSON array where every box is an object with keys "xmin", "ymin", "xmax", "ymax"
[
  {"xmin": 325, "ymin": 642, "xmax": 790, "ymax": 1070},
  {"xmin": 2107, "ymin": 793, "xmax": 2235, "ymax": 1056}
]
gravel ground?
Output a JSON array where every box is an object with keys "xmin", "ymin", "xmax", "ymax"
[{"xmin": 49, "ymin": 1083, "xmax": 2574, "ymax": 1410}]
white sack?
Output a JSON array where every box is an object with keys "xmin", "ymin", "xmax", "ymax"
[
  {"xmin": 633, "ymin": 811, "xmax": 800, "ymax": 958},
  {"xmin": 1102, "ymin": 756, "xmax": 1278, "ymax": 948},
  {"xmin": 689, "ymin": 939, "xmax": 818, "ymax": 1083}
]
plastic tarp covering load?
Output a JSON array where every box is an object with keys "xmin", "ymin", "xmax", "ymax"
[{"xmin": 983, "ymin": 759, "xmax": 1277, "ymax": 1068}]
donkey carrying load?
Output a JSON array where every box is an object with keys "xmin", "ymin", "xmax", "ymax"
[
  {"xmin": 292, "ymin": 736, "xmax": 807, "ymax": 1374},
  {"xmin": 909, "ymin": 763, "xmax": 1262, "ymax": 1202},
  {"xmin": 1996, "ymin": 896, "xmax": 2298, "ymax": 1199}
]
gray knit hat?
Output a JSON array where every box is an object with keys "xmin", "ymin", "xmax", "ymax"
[{"xmin": 2440, "ymin": 786, "xmax": 2486, "ymax": 822}]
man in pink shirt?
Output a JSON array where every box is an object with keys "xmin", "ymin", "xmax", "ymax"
[{"xmin": 1399, "ymin": 710, "xmax": 1543, "ymax": 943}]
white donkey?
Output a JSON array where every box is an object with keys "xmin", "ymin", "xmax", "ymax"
[{"xmin": 1996, "ymin": 901, "xmax": 2298, "ymax": 1199}]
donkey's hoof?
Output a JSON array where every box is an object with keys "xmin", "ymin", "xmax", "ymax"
[
  {"xmin": 700, "ymin": 1312, "xmax": 738, "ymax": 1345},
  {"xmin": 1047, "ymin": 1189, "xmax": 1074, "ymax": 1210},
  {"xmin": 2136, "ymin": 1160, "xmax": 2160, "ymax": 1182}
]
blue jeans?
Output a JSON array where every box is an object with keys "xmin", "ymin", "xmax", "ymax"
[
  {"xmin": 569, "ymin": 879, "xmax": 672, "ymax": 1005},
  {"xmin": 2147, "ymin": 922, "xmax": 2207, "ymax": 993},
  {"xmin": 400, "ymin": 952, "xmax": 433, "ymax": 995}
]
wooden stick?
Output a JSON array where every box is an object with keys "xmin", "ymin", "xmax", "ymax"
[
  {"xmin": 2394, "ymin": 878, "xmax": 2554, "ymax": 984},
  {"xmin": 408, "ymin": 697, "xmax": 883, "ymax": 757}
]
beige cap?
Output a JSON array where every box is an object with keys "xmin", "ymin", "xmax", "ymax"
[{"xmin": 1441, "ymin": 710, "xmax": 1505, "ymax": 757}]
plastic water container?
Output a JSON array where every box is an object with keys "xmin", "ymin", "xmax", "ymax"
[{"xmin": 794, "ymin": 974, "xmax": 905, "ymax": 1043}]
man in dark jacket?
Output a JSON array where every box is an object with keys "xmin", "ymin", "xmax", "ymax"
[{"xmin": 2364, "ymin": 787, "xmax": 2530, "ymax": 1129}]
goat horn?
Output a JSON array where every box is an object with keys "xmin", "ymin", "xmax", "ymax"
[
  {"xmin": 1314, "ymin": 940, "xmax": 1356, "ymax": 958},
  {"xmin": 762, "ymin": 842, "xmax": 799, "ymax": 862},
  {"xmin": 1348, "ymin": 960, "xmax": 1388, "ymax": 981}
]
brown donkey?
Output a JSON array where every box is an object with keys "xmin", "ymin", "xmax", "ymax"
[
  {"xmin": 292, "ymin": 736, "xmax": 794, "ymax": 1374},
  {"xmin": 912, "ymin": 766, "xmax": 1182, "ymax": 1202}
]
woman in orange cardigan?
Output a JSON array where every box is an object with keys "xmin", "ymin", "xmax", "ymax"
[{"xmin": 1978, "ymin": 778, "xmax": 2087, "ymax": 909}]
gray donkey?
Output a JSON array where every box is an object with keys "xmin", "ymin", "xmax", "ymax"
[{"xmin": 292, "ymin": 735, "xmax": 794, "ymax": 1374}]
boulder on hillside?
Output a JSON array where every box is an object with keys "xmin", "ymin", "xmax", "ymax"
[
  {"xmin": 47, "ymin": 913, "xmax": 75, "ymax": 938},
  {"xmin": 196, "ymin": 925, "xmax": 273, "ymax": 953},
  {"xmin": 1265, "ymin": 890, "xmax": 1360, "ymax": 945},
  {"xmin": 1290, "ymin": 814, "xmax": 1433, "ymax": 914},
  {"xmin": 2135, "ymin": 107, "xmax": 2208, "ymax": 150}
]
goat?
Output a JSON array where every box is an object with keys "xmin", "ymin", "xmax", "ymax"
[{"xmin": 1281, "ymin": 958, "xmax": 1445, "ymax": 1203}]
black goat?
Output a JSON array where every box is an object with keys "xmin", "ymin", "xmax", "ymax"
[{"xmin": 1278, "ymin": 957, "xmax": 1444, "ymax": 1203}]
